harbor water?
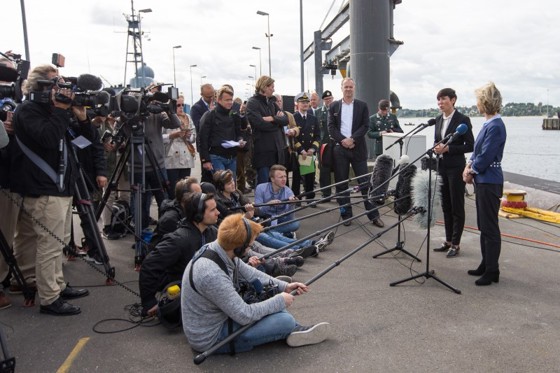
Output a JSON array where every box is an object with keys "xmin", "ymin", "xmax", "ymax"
[{"xmin": 399, "ymin": 116, "xmax": 560, "ymax": 183}]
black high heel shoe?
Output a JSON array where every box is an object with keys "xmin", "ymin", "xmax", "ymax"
[
  {"xmin": 467, "ymin": 263, "xmax": 485, "ymax": 276},
  {"xmin": 475, "ymin": 272, "xmax": 500, "ymax": 286}
]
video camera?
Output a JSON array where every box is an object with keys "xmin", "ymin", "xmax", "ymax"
[{"xmin": 0, "ymin": 52, "xmax": 30, "ymax": 121}]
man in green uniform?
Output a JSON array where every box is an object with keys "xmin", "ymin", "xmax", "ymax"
[{"xmin": 367, "ymin": 99, "xmax": 403, "ymax": 159}]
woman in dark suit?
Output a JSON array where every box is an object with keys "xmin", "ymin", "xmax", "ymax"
[
  {"xmin": 463, "ymin": 82, "xmax": 507, "ymax": 286},
  {"xmin": 433, "ymin": 88, "xmax": 474, "ymax": 258}
]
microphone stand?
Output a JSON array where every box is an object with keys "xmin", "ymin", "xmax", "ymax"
[
  {"xmin": 374, "ymin": 124, "xmax": 432, "ymax": 262},
  {"xmin": 389, "ymin": 148, "xmax": 461, "ymax": 294}
]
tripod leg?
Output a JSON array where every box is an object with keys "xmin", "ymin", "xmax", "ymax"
[
  {"xmin": 372, "ymin": 220, "xmax": 421, "ymax": 262},
  {"xmin": 0, "ymin": 230, "xmax": 36, "ymax": 306}
]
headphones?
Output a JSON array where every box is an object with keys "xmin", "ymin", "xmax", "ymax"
[
  {"xmin": 233, "ymin": 217, "xmax": 252, "ymax": 258},
  {"xmin": 193, "ymin": 193, "xmax": 207, "ymax": 223},
  {"xmin": 214, "ymin": 170, "xmax": 230, "ymax": 192}
]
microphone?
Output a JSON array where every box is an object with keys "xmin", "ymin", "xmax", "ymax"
[
  {"xmin": 0, "ymin": 121, "xmax": 9, "ymax": 149},
  {"xmin": 368, "ymin": 154, "xmax": 393, "ymax": 204},
  {"xmin": 77, "ymin": 74, "xmax": 103, "ymax": 91},
  {"xmin": 398, "ymin": 154, "xmax": 410, "ymax": 166},
  {"xmin": 394, "ymin": 163, "xmax": 417, "ymax": 215},
  {"xmin": 411, "ymin": 170, "xmax": 441, "ymax": 228},
  {"xmin": 442, "ymin": 123, "xmax": 468, "ymax": 146},
  {"xmin": 421, "ymin": 118, "xmax": 436, "ymax": 128}
]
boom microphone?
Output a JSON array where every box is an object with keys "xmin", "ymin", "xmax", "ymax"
[
  {"xmin": 442, "ymin": 123, "xmax": 468, "ymax": 146},
  {"xmin": 394, "ymin": 163, "xmax": 417, "ymax": 215},
  {"xmin": 0, "ymin": 65, "xmax": 18, "ymax": 82},
  {"xmin": 412, "ymin": 170, "xmax": 441, "ymax": 228},
  {"xmin": 368, "ymin": 154, "xmax": 393, "ymax": 204},
  {"xmin": 76, "ymin": 74, "xmax": 103, "ymax": 91}
]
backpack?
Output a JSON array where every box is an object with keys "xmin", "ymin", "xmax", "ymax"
[{"xmin": 110, "ymin": 200, "xmax": 131, "ymax": 237}]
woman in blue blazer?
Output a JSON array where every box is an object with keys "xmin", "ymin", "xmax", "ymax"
[{"xmin": 463, "ymin": 82, "xmax": 507, "ymax": 286}]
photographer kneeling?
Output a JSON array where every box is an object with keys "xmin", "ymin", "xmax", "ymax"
[
  {"xmin": 11, "ymin": 64, "xmax": 92, "ymax": 315},
  {"xmin": 182, "ymin": 213, "xmax": 330, "ymax": 353}
]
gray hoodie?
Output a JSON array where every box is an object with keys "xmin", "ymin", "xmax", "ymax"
[{"xmin": 181, "ymin": 241, "xmax": 288, "ymax": 351}]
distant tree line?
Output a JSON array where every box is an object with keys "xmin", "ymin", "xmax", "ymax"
[{"xmin": 399, "ymin": 102, "xmax": 560, "ymax": 118}]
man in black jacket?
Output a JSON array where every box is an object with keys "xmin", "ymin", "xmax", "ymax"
[
  {"xmin": 328, "ymin": 77, "xmax": 383, "ymax": 227},
  {"xmin": 198, "ymin": 86, "xmax": 246, "ymax": 182},
  {"xmin": 190, "ymin": 83, "xmax": 215, "ymax": 183},
  {"xmin": 11, "ymin": 65, "xmax": 92, "ymax": 315},
  {"xmin": 139, "ymin": 192, "xmax": 219, "ymax": 316}
]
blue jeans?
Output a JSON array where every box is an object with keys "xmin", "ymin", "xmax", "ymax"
[
  {"xmin": 268, "ymin": 215, "xmax": 300, "ymax": 234},
  {"xmin": 255, "ymin": 231, "xmax": 312, "ymax": 251},
  {"xmin": 210, "ymin": 154, "xmax": 237, "ymax": 181},
  {"xmin": 215, "ymin": 310, "xmax": 296, "ymax": 353},
  {"xmin": 131, "ymin": 170, "xmax": 169, "ymax": 229},
  {"xmin": 256, "ymin": 166, "xmax": 270, "ymax": 185}
]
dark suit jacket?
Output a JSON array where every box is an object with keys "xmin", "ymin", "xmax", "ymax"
[
  {"xmin": 190, "ymin": 98, "xmax": 210, "ymax": 133},
  {"xmin": 434, "ymin": 110, "xmax": 475, "ymax": 169},
  {"xmin": 327, "ymin": 98, "xmax": 370, "ymax": 161}
]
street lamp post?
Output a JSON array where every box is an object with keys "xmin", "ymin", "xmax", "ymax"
[
  {"xmin": 252, "ymin": 47, "xmax": 262, "ymax": 76},
  {"xmin": 189, "ymin": 64, "xmax": 197, "ymax": 106},
  {"xmin": 256, "ymin": 10, "xmax": 272, "ymax": 77},
  {"xmin": 172, "ymin": 45, "xmax": 181, "ymax": 86},
  {"xmin": 249, "ymin": 64, "xmax": 257, "ymax": 82},
  {"xmin": 201, "ymin": 75, "xmax": 207, "ymax": 85}
]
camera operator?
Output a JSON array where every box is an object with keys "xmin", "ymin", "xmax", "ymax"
[
  {"xmin": 10, "ymin": 64, "xmax": 92, "ymax": 315},
  {"xmin": 0, "ymin": 55, "xmax": 21, "ymax": 310},
  {"xmin": 126, "ymin": 83, "xmax": 180, "ymax": 230}
]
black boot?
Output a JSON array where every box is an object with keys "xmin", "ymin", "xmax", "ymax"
[
  {"xmin": 475, "ymin": 271, "xmax": 499, "ymax": 286},
  {"xmin": 467, "ymin": 263, "xmax": 485, "ymax": 276}
]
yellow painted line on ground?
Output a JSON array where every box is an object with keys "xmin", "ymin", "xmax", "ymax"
[{"xmin": 57, "ymin": 337, "xmax": 90, "ymax": 373}]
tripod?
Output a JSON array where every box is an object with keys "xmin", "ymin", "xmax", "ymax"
[
  {"xmin": 390, "ymin": 149, "xmax": 461, "ymax": 294},
  {"xmin": 68, "ymin": 135, "xmax": 116, "ymax": 283},
  {"xmin": 0, "ymin": 228, "xmax": 35, "ymax": 306},
  {"xmin": 373, "ymin": 134, "xmax": 421, "ymax": 262},
  {"xmin": 96, "ymin": 119, "xmax": 169, "ymax": 270}
]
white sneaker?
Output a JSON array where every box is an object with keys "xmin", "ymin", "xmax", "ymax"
[{"xmin": 286, "ymin": 322, "xmax": 330, "ymax": 347}]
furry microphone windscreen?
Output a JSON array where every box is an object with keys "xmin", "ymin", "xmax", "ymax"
[
  {"xmin": 394, "ymin": 163, "xmax": 417, "ymax": 215},
  {"xmin": 412, "ymin": 170, "xmax": 441, "ymax": 228},
  {"xmin": 368, "ymin": 154, "xmax": 393, "ymax": 205}
]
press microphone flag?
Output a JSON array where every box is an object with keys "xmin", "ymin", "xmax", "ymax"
[
  {"xmin": 442, "ymin": 123, "xmax": 468, "ymax": 146},
  {"xmin": 412, "ymin": 170, "xmax": 441, "ymax": 228},
  {"xmin": 368, "ymin": 154, "xmax": 393, "ymax": 204}
]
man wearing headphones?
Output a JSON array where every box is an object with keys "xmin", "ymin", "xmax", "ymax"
[
  {"xmin": 139, "ymin": 192, "xmax": 219, "ymax": 316},
  {"xmin": 182, "ymin": 213, "xmax": 330, "ymax": 354}
]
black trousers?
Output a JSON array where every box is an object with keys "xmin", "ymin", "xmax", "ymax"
[
  {"xmin": 439, "ymin": 166, "xmax": 466, "ymax": 245},
  {"xmin": 318, "ymin": 148, "xmax": 333, "ymax": 197},
  {"xmin": 475, "ymin": 183, "xmax": 502, "ymax": 273},
  {"xmin": 291, "ymin": 163, "xmax": 316, "ymax": 200},
  {"xmin": 333, "ymin": 145, "xmax": 379, "ymax": 221}
]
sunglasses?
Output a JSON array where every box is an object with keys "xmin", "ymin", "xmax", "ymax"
[{"xmin": 177, "ymin": 104, "xmax": 184, "ymax": 107}]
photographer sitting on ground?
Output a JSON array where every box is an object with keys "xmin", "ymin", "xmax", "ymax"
[
  {"xmin": 182, "ymin": 213, "xmax": 330, "ymax": 353},
  {"xmin": 149, "ymin": 177, "xmax": 201, "ymax": 249},
  {"xmin": 139, "ymin": 192, "xmax": 218, "ymax": 316}
]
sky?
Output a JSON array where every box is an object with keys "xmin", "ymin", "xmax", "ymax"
[{"xmin": 4, "ymin": 0, "xmax": 560, "ymax": 110}]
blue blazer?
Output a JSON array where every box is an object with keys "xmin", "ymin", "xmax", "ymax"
[
  {"xmin": 470, "ymin": 116, "xmax": 507, "ymax": 184},
  {"xmin": 327, "ymin": 98, "xmax": 370, "ymax": 161}
]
